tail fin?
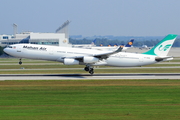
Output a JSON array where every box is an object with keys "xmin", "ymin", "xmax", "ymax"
[
  {"xmin": 91, "ymin": 39, "xmax": 96, "ymax": 46},
  {"xmin": 125, "ymin": 39, "xmax": 134, "ymax": 47},
  {"xmin": 142, "ymin": 34, "xmax": 178, "ymax": 56}
]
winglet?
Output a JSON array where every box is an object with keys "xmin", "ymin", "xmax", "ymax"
[{"xmin": 114, "ymin": 45, "xmax": 124, "ymax": 53}]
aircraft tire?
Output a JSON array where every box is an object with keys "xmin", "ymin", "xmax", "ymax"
[
  {"xmin": 19, "ymin": 61, "xmax": 22, "ymax": 65},
  {"xmin": 89, "ymin": 68, "xmax": 94, "ymax": 75},
  {"xmin": 84, "ymin": 67, "xmax": 89, "ymax": 71}
]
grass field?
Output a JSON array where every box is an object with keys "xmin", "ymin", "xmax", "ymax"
[{"xmin": 0, "ymin": 80, "xmax": 180, "ymax": 120}]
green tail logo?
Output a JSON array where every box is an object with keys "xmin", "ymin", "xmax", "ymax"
[{"xmin": 158, "ymin": 44, "xmax": 172, "ymax": 51}]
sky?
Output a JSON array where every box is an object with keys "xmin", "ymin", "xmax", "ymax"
[{"xmin": 0, "ymin": 0, "xmax": 180, "ymax": 36}]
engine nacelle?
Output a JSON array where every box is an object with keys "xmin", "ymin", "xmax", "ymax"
[
  {"xmin": 63, "ymin": 58, "xmax": 79, "ymax": 65},
  {"xmin": 83, "ymin": 56, "xmax": 99, "ymax": 63}
]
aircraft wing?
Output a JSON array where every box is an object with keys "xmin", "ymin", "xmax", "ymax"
[
  {"xmin": 62, "ymin": 46, "xmax": 123, "ymax": 60},
  {"xmin": 93, "ymin": 45, "xmax": 124, "ymax": 59}
]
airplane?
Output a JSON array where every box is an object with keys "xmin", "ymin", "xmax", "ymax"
[
  {"xmin": 3, "ymin": 34, "xmax": 177, "ymax": 75},
  {"xmin": 72, "ymin": 39, "xmax": 96, "ymax": 48},
  {"xmin": 90, "ymin": 39, "xmax": 134, "ymax": 51},
  {"xmin": 139, "ymin": 44, "xmax": 151, "ymax": 50},
  {"xmin": 72, "ymin": 39, "xmax": 134, "ymax": 51}
]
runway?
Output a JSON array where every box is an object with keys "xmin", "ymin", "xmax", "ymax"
[{"xmin": 0, "ymin": 73, "xmax": 180, "ymax": 80}]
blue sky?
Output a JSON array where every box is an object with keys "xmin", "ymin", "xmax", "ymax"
[{"xmin": 0, "ymin": 0, "xmax": 180, "ymax": 36}]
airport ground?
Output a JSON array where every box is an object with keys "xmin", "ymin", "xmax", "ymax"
[{"xmin": 0, "ymin": 47, "xmax": 180, "ymax": 120}]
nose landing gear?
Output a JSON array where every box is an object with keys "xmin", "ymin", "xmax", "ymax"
[{"xmin": 19, "ymin": 59, "xmax": 22, "ymax": 65}]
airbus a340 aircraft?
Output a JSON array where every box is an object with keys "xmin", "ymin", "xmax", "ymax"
[{"xmin": 3, "ymin": 34, "xmax": 177, "ymax": 75}]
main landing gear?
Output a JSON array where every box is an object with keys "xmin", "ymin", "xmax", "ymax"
[
  {"xmin": 19, "ymin": 59, "xmax": 22, "ymax": 65},
  {"xmin": 84, "ymin": 65, "xmax": 94, "ymax": 75}
]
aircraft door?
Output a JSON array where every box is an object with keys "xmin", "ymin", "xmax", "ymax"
[{"xmin": 17, "ymin": 46, "xmax": 22, "ymax": 53}]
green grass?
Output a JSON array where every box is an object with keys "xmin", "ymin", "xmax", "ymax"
[
  {"xmin": 0, "ymin": 80, "xmax": 180, "ymax": 120},
  {"xmin": 144, "ymin": 64, "xmax": 180, "ymax": 67}
]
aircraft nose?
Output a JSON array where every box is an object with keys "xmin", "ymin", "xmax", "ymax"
[
  {"xmin": 3, "ymin": 47, "xmax": 12, "ymax": 56},
  {"xmin": 3, "ymin": 48, "xmax": 7, "ymax": 53}
]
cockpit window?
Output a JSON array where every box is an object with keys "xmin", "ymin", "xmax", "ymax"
[
  {"xmin": 7, "ymin": 46, "xmax": 13, "ymax": 48},
  {"xmin": 7, "ymin": 46, "xmax": 16, "ymax": 49}
]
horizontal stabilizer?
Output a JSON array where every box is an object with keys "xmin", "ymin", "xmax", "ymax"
[{"xmin": 155, "ymin": 56, "xmax": 173, "ymax": 62}]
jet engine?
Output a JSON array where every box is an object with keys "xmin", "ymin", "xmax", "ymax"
[
  {"xmin": 63, "ymin": 58, "xmax": 79, "ymax": 65},
  {"xmin": 83, "ymin": 56, "xmax": 99, "ymax": 63}
]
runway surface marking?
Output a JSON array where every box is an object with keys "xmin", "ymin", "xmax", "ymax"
[{"xmin": 0, "ymin": 73, "xmax": 180, "ymax": 80}]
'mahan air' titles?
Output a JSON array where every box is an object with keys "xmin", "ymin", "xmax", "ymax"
[{"xmin": 23, "ymin": 46, "xmax": 47, "ymax": 51}]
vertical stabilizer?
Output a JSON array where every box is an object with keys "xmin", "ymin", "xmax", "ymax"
[
  {"xmin": 125, "ymin": 39, "xmax": 134, "ymax": 47},
  {"xmin": 142, "ymin": 34, "xmax": 178, "ymax": 56}
]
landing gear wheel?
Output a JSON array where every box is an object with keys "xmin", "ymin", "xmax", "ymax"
[
  {"xmin": 84, "ymin": 66, "xmax": 89, "ymax": 71},
  {"xmin": 19, "ymin": 59, "xmax": 22, "ymax": 65},
  {"xmin": 84, "ymin": 65, "xmax": 94, "ymax": 75},
  {"xmin": 89, "ymin": 68, "xmax": 94, "ymax": 75}
]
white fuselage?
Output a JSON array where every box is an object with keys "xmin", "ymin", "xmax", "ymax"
[{"xmin": 4, "ymin": 44, "xmax": 157, "ymax": 67}]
